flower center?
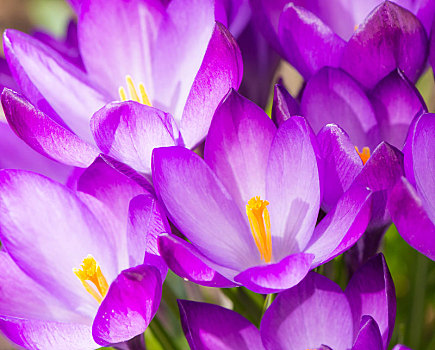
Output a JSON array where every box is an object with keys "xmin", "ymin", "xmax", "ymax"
[
  {"xmin": 118, "ymin": 75, "xmax": 152, "ymax": 106},
  {"xmin": 355, "ymin": 146, "xmax": 370, "ymax": 165},
  {"xmin": 73, "ymin": 254, "xmax": 109, "ymax": 304},
  {"xmin": 246, "ymin": 196, "xmax": 272, "ymax": 263}
]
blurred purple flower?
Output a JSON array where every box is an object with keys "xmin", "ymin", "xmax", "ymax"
[
  {"xmin": 179, "ymin": 254, "xmax": 410, "ymax": 350},
  {"xmin": 388, "ymin": 113, "xmax": 435, "ymax": 260},
  {"xmin": 252, "ymin": 0, "xmax": 431, "ymax": 88},
  {"xmin": 153, "ymin": 90, "xmax": 372, "ymax": 293},
  {"xmin": 0, "ymin": 157, "xmax": 169, "ymax": 348},
  {"xmin": 2, "ymin": 0, "xmax": 242, "ymax": 174}
]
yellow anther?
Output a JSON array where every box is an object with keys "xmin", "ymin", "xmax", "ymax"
[
  {"xmin": 118, "ymin": 75, "xmax": 152, "ymax": 106},
  {"xmin": 355, "ymin": 146, "xmax": 371, "ymax": 165},
  {"xmin": 73, "ymin": 255, "xmax": 109, "ymax": 304},
  {"xmin": 246, "ymin": 196, "xmax": 272, "ymax": 263},
  {"xmin": 354, "ymin": 24, "xmax": 359, "ymax": 31}
]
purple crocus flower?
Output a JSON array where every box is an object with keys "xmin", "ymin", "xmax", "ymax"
[
  {"xmin": 252, "ymin": 0, "xmax": 431, "ymax": 88},
  {"xmin": 153, "ymin": 90, "xmax": 372, "ymax": 293},
  {"xmin": 2, "ymin": 0, "xmax": 242, "ymax": 174},
  {"xmin": 0, "ymin": 157, "xmax": 168, "ymax": 348},
  {"xmin": 179, "ymin": 254, "xmax": 411, "ymax": 350},
  {"xmin": 388, "ymin": 113, "xmax": 435, "ymax": 260}
]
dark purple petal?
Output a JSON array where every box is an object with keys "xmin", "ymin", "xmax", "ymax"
[
  {"xmin": 306, "ymin": 185, "xmax": 372, "ymax": 267},
  {"xmin": 278, "ymin": 3, "xmax": 346, "ymax": 79},
  {"xmin": 387, "ymin": 177, "xmax": 435, "ymax": 260},
  {"xmin": 92, "ymin": 265, "xmax": 162, "ymax": 346},
  {"xmin": 300, "ymin": 67, "xmax": 379, "ymax": 149},
  {"xmin": 351, "ymin": 315, "xmax": 383, "ymax": 350},
  {"xmin": 1, "ymin": 89, "xmax": 99, "ymax": 167},
  {"xmin": 180, "ymin": 22, "xmax": 243, "ymax": 148},
  {"xmin": 158, "ymin": 234, "xmax": 237, "ymax": 287},
  {"xmin": 91, "ymin": 101, "xmax": 178, "ymax": 174},
  {"xmin": 271, "ymin": 83, "xmax": 299, "ymax": 127},
  {"xmin": 179, "ymin": 300, "xmax": 264, "ymax": 350},
  {"xmin": 204, "ymin": 90, "xmax": 276, "ymax": 210},
  {"xmin": 234, "ymin": 252, "xmax": 314, "ymax": 294},
  {"xmin": 345, "ymin": 254, "xmax": 396, "ymax": 349},
  {"xmin": 317, "ymin": 124, "xmax": 364, "ymax": 211},
  {"xmin": 369, "ymin": 69, "xmax": 426, "ymax": 149},
  {"xmin": 152, "ymin": 146, "xmax": 259, "ymax": 271},
  {"xmin": 261, "ymin": 272, "xmax": 354, "ymax": 350},
  {"xmin": 341, "ymin": 1, "xmax": 428, "ymax": 89}
]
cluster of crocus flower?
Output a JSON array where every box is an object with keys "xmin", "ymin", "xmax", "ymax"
[{"xmin": 0, "ymin": 0, "xmax": 433, "ymax": 349}]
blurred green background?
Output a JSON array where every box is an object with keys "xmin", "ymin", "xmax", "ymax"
[{"xmin": 0, "ymin": 1, "xmax": 433, "ymax": 349}]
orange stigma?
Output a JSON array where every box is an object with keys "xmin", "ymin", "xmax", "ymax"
[
  {"xmin": 73, "ymin": 255, "xmax": 109, "ymax": 304},
  {"xmin": 355, "ymin": 146, "xmax": 370, "ymax": 165},
  {"xmin": 118, "ymin": 75, "xmax": 152, "ymax": 106},
  {"xmin": 246, "ymin": 196, "xmax": 272, "ymax": 263}
]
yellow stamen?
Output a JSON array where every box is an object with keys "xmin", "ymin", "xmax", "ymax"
[
  {"xmin": 73, "ymin": 255, "xmax": 109, "ymax": 304},
  {"xmin": 355, "ymin": 146, "xmax": 371, "ymax": 165},
  {"xmin": 118, "ymin": 75, "xmax": 152, "ymax": 106},
  {"xmin": 246, "ymin": 196, "xmax": 272, "ymax": 263},
  {"xmin": 354, "ymin": 24, "xmax": 359, "ymax": 31}
]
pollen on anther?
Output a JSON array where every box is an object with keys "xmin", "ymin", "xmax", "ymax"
[{"xmin": 355, "ymin": 146, "xmax": 370, "ymax": 165}]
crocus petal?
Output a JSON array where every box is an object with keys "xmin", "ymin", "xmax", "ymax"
[
  {"xmin": 152, "ymin": 146, "xmax": 259, "ymax": 271},
  {"xmin": 180, "ymin": 22, "xmax": 243, "ymax": 148},
  {"xmin": 204, "ymin": 90, "xmax": 276, "ymax": 210},
  {"xmin": 306, "ymin": 185, "xmax": 372, "ymax": 267},
  {"xmin": 127, "ymin": 194, "xmax": 169, "ymax": 279},
  {"xmin": 387, "ymin": 177, "xmax": 435, "ymax": 260},
  {"xmin": 341, "ymin": 1, "xmax": 428, "ymax": 89},
  {"xmin": 369, "ymin": 69, "xmax": 426, "ymax": 149},
  {"xmin": 92, "ymin": 265, "xmax": 161, "ymax": 346},
  {"xmin": 278, "ymin": 3, "xmax": 346, "ymax": 79},
  {"xmin": 234, "ymin": 252, "xmax": 314, "ymax": 294},
  {"xmin": 3, "ymin": 29, "xmax": 108, "ymax": 142},
  {"xmin": 1, "ymin": 89, "xmax": 99, "ymax": 167},
  {"xmin": 78, "ymin": 0, "xmax": 164, "ymax": 95},
  {"xmin": 157, "ymin": 234, "xmax": 237, "ymax": 287},
  {"xmin": 345, "ymin": 254, "xmax": 396, "ymax": 349},
  {"xmin": 178, "ymin": 300, "xmax": 264, "ymax": 350},
  {"xmin": 261, "ymin": 272, "xmax": 354, "ymax": 350},
  {"xmin": 300, "ymin": 67, "xmax": 378, "ymax": 149},
  {"xmin": 0, "ymin": 170, "xmax": 118, "ymax": 311},
  {"xmin": 0, "ymin": 316, "xmax": 96, "ymax": 350},
  {"xmin": 393, "ymin": 345, "xmax": 413, "ymax": 350},
  {"xmin": 0, "ymin": 57, "xmax": 19, "ymax": 92},
  {"xmin": 271, "ymin": 83, "xmax": 299, "ymax": 127},
  {"xmin": 317, "ymin": 124, "xmax": 363, "ymax": 211},
  {"xmin": 91, "ymin": 101, "xmax": 178, "ymax": 174},
  {"xmin": 351, "ymin": 315, "xmax": 383, "ymax": 350},
  {"xmin": 266, "ymin": 116, "xmax": 320, "ymax": 258},
  {"xmin": 411, "ymin": 113, "xmax": 435, "ymax": 221}
]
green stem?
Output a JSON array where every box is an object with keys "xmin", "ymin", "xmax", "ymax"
[
  {"xmin": 261, "ymin": 294, "xmax": 275, "ymax": 316},
  {"xmin": 149, "ymin": 317, "xmax": 179, "ymax": 350}
]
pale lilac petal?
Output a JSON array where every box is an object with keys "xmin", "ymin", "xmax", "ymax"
[
  {"xmin": 234, "ymin": 253, "xmax": 314, "ymax": 294},
  {"xmin": 0, "ymin": 317, "xmax": 96, "ymax": 350},
  {"xmin": 157, "ymin": 234, "xmax": 237, "ymax": 287},
  {"xmin": 300, "ymin": 67, "xmax": 378, "ymax": 149},
  {"xmin": 306, "ymin": 185, "xmax": 372, "ymax": 268},
  {"xmin": 266, "ymin": 116, "xmax": 320, "ymax": 258},
  {"xmin": 91, "ymin": 101, "xmax": 178, "ymax": 174},
  {"xmin": 278, "ymin": 3, "xmax": 346, "ymax": 79},
  {"xmin": 317, "ymin": 124, "xmax": 364, "ymax": 211},
  {"xmin": 204, "ymin": 90, "xmax": 276, "ymax": 210},
  {"xmin": 179, "ymin": 300, "xmax": 264, "ymax": 350},
  {"xmin": 1, "ymin": 89, "xmax": 99, "ymax": 167},
  {"xmin": 271, "ymin": 83, "xmax": 299, "ymax": 127},
  {"xmin": 341, "ymin": 1, "xmax": 428, "ymax": 89},
  {"xmin": 261, "ymin": 272, "xmax": 354, "ymax": 350},
  {"xmin": 346, "ymin": 254, "xmax": 396, "ymax": 349},
  {"xmin": 92, "ymin": 265, "xmax": 162, "ymax": 346},
  {"xmin": 0, "ymin": 170, "xmax": 118, "ymax": 312},
  {"xmin": 369, "ymin": 69, "xmax": 426, "ymax": 149},
  {"xmin": 0, "ymin": 57, "xmax": 19, "ymax": 92},
  {"xmin": 387, "ymin": 177, "xmax": 435, "ymax": 260},
  {"xmin": 4, "ymin": 29, "xmax": 108, "ymax": 142},
  {"xmin": 152, "ymin": 146, "xmax": 259, "ymax": 271},
  {"xmin": 393, "ymin": 345, "xmax": 413, "ymax": 350},
  {"xmin": 180, "ymin": 22, "xmax": 243, "ymax": 148},
  {"xmin": 351, "ymin": 316, "xmax": 383, "ymax": 350}
]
